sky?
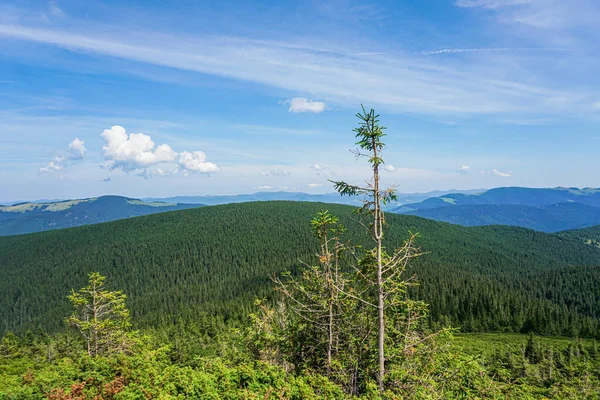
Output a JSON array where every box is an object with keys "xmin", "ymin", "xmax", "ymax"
[{"xmin": 1, "ymin": 0, "xmax": 599, "ymax": 203}]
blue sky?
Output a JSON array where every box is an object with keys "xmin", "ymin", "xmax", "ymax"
[{"xmin": 1, "ymin": 0, "xmax": 599, "ymax": 202}]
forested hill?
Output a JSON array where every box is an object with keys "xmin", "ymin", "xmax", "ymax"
[
  {"xmin": 1, "ymin": 201, "xmax": 600, "ymax": 337},
  {"xmin": 0, "ymin": 195, "xmax": 202, "ymax": 236},
  {"xmin": 559, "ymin": 224, "xmax": 600, "ymax": 248}
]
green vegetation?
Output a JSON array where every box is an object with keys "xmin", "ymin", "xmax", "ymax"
[
  {"xmin": 2, "ymin": 109, "xmax": 600, "ymax": 398},
  {"xmin": 2, "ymin": 201, "xmax": 600, "ymax": 339},
  {"xmin": 560, "ymin": 224, "xmax": 600, "ymax": 248},
  {"xmin": 1, "ymin": 277, "xmax": 598, "ymax": 398}
]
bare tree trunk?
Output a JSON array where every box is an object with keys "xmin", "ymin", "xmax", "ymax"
[
  {"xmin": 373, "ymin": 137, "xmax": 385, "ymax": 392},
  {"xmin": 377, "ymin": 241, "xmax": 384, "ymax": 391},
  {"xmin": 93, "ymin": 285, "xmax": 99, "ymax": 357},
  {"xmin": 328, "ymin": 300, "xmax": 333, "ymax": 372}
]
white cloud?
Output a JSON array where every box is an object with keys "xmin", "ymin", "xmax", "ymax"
[
  {"xmin": 455, "ymin": 0, "xmax": 600, "ymax": 31},
  {"xmin": 260, "ymin": 168, "xmax": 291, "ymax": 176},
  {"xmin": 179, "ymin": 151, "xmax": 220, "ymax": 173},
  {"xmin": 67, "ymin": 137, "xmax": 86, "ymax": 160},
  {"xmin": 286, "ymin": 97, "xmax": 327, "ymax": 114},
  {"xmin": 256, "ymin": 185, "xmax": 272, "ymax": 190},
  {"xmin": 384, "ymin": 164, "xmax": 396, "ymax": 172},
  {"xmin": 455, "ymin": 0, "xmax": 532, "ymax": 9},
  {"xmin": 39, "ymin": 137, "xmax": 86, "ymax": 173},
  {"xmin": 0, "ymin": 23, "xmax": 587, "ymax": 116},
  {"xmin": 459, "ymin": 165, "xmax": 471, "ymax": 174},
  {"xmin": 420, "ymin": 47, "xmax": 570, "ymax": 56},
  {"xmin": 310, "ymin": 163, "xmax": 334, "ymax": 176},
  {"xmin": 307, "ymin": 183, "xmax": 322, "ymax": 188},
  {"xmin": 39, "ymin": 161, "xmax": 63, "ymax": 173},
  {"xmin": 49, "ymin": 1, "xmax": 65, "ymax": 17},
  {"xmin": 492, "ymin": 168, "xmax": 512, "ymax": 177},
  {"xmin": 101, "ymin": 126, "xmax": 177, "ymax": 171},
  {"xmin": 100, "ymin": 125, "xmax": 219, "ymax": 177}
]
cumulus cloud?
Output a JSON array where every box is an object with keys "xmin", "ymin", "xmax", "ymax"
[
  {"xmin": 384, "ymin": 164, "xmax": 396, "ymax": 172},
  {"xmin": 101, "ymin": 126, "xmax": 177, "ymax": 171},
  {"xmin": 255, "ymin": 185, "xmax": 272, "ymax": 190},
  {"xmin": 179, "ymin": 151, "xmax": 220, "ymax": 173},
  {"xmin": 492, "ymin": 168, "xmax": 512, "ymax": 177},
  {"xmin": 100, "ymin": 125, "xmax": 219, "ymax": 177},
  {"xmin": 286, "ymin": 97, "xmax": 327, "ymax": 114},
  {"xmin": 39, "ymin": 137, "xmax": 86, "ymax": 174},
  {"xmin": 67, "ymin": 137, "xmax": 87, "ymax": 160},
  {"xmin": 459, "ymin": 165, "xmax": 471, "ymax": 174},
  {"xmin": 307, "ymin": 183, "xmax": 322, "ymax": 188}
]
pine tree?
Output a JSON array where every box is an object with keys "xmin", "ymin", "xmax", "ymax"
[
  {"xmin": 66, "ymin": 272, "xmax": 132, "ymax": 356},
  {"xmin": 331, "ymin": 106, "xmax": 424, "ymax": 391}
]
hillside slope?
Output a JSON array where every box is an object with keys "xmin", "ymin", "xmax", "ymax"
[
  {"xmin": 0, "ymin": 195, "xmax": 202, "ymax": 236},
  {"xmin": 1, "ymin": 201, "xmax": 599, "ymax": 336},
  {"xmin": 559, "ymin": 224, "xmax": 600, "ymax": 248}
]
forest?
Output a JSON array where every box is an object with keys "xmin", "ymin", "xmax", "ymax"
[
  {"xmin": 1, "ymin": 201, "xmax": 600, "ymax": 338},
  {"xmin": 2, "ymin": 109, "xmax": 600, "ymax": 398}
]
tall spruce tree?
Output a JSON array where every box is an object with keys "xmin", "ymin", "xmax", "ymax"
[{"xmin": 331, "ymin": 106, "xmax": 422, "ymax": 391}]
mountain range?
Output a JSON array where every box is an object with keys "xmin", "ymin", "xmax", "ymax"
[
  {"xmin": 0, "ymin": 189, "xmax": 476, "ymax": 236},
  {"xmin": 3, "ymin": 186, "xmax": 600, "ymax": 236},
  {"xmin": 142, "ymin": 189, "xmax": 482, "ymax": 206},
  {"xmin": 392, "ymin": 187, "xmax": 600, "ymax": 232},
  {"xmin": 0, "ymin": 196, "xmax": 201, "ymax": 236}
]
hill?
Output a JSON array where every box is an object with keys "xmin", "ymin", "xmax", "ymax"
[
  {"xmin": 404, "ymin": 202, "xmax": 600, "ymax": 232},
  {"xmin": 0, "ymin": 195, "xmax": 202, "ymax": 236},
  {"xmin": 1, "ymin": 201, "xmax": 599, "ymax": 337},
  {"xmin": 559, "ymin": 224, "xmax": 600, "ymax": 248}
]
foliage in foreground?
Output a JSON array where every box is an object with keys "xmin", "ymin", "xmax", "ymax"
[{"xmin": 2, "ymin": 329, "xmax": 600, "ymax": 399}]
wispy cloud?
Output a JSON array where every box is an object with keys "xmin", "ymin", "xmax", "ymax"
[
  {"xmin": 420, "ymin": 47, "xmax": 574, "ymax": 55},
  {"xmin": 0, "ymin": 22, "xmax": 592, "ymax": 116},
  {"xmin": 261, "ymin": 168, "xmax": 291, "ymax": 177},
  {"xmin": 455, "ymin": 0, "xmax": 600, "ymax": 31}
]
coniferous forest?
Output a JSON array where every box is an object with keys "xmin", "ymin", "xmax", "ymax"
[{"xmin": 1, "ymin": 109, "xmax": 600, "ymax": 398}]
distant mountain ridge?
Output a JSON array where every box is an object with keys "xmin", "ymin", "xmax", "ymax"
[
  {"xmin": 143, "ymin": 189, "xmax": 484, "ymax": 207},
  {"xmin": 0, "ymin": 195, "xmax": 202, "ymax": 236},
  {"xmin": 391, "ymin": 187, "xmax": 600, "ymax": 232},
  {"xmin": 0, "ymin": 189, "xmax": 480, "ymax": 236}
]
